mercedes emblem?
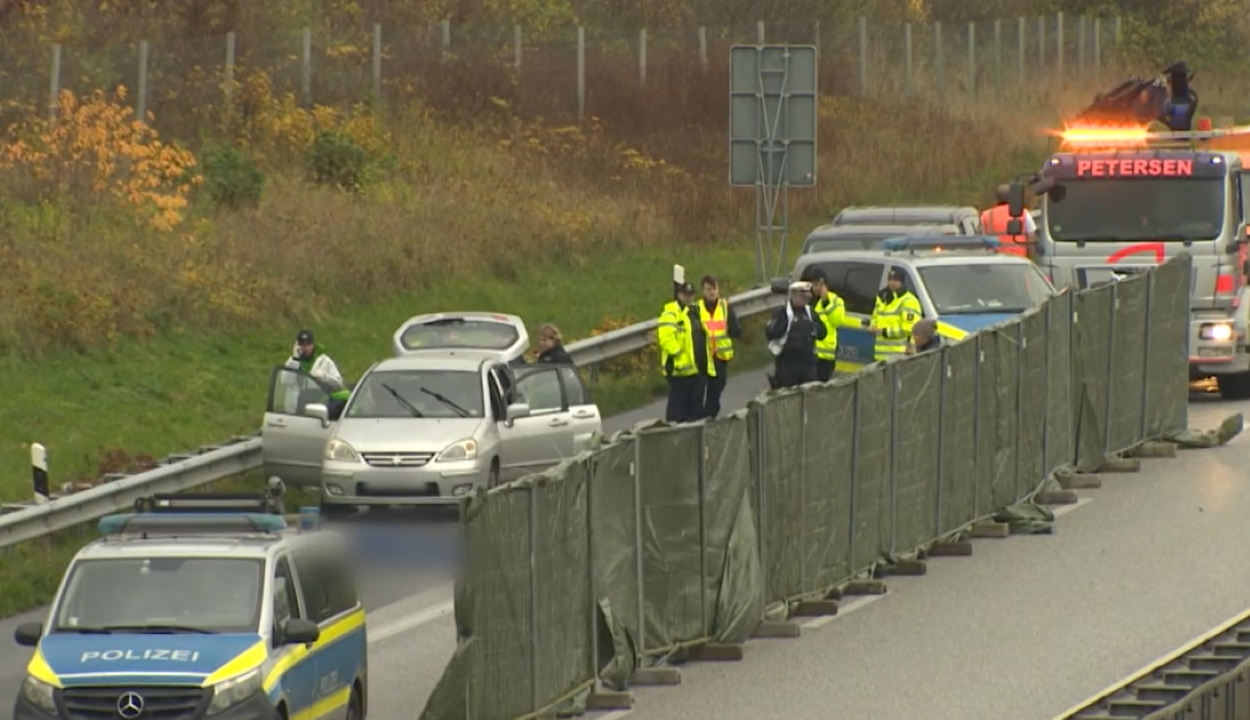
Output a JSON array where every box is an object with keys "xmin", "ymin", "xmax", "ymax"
[{"xmin": 116, "ymin": 691, "xmax": 145, "ymax": 719}]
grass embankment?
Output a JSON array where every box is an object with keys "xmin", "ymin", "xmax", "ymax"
[{"xmin": 2, "ymin": 45, "xmax": 1175, "ymax": 617}]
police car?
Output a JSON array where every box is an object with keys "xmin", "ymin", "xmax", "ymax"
[
  {"xmin": 787, "ymin": 236, "xmax": 1059, "ymax": 372},
  {"xmin": 11, "ymin": 489, "xmax": 367, "ymax": 720}
]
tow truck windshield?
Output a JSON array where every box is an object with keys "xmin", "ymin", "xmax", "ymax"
[
  {"xmin": 52, "ymin": 557, "xmax": 264, "ymax": 634},
  {"xmin": 919, "ymin": 263, "xmax": 1053, "ymax": 315},
  {"xmin": 1047, "ymin": 177, "xmax": 1224, "ymax": 242}
]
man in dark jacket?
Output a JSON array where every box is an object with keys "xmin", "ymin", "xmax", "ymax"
[
  {"xmin": 764, "ymin": 281, "xmax": 827, "ymax": 388},
  {"xmin": 907, "ymin": 318, "xmax": 941, "ymax": 355}
]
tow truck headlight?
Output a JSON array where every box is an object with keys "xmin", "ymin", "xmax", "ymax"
[
  {"xmin": 324, "ymin": 439, "xmax": 361, "ymax": 463},
  {"xmin": 1201, "ymin": 323, "xmax": 1234, "ymax": 341},
  {"xmin": 20, "ymin": 675, "xmax": 56, "ymax": 714},
  {"xmin": 437, "ymin": 439, "xmax": 478, "ymax": 462},
  {"xmin": 206, "ymin": 668, "xmax": 262, "ymax": 715}
]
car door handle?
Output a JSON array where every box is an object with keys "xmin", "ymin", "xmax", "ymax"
[
  {"xmin": 266, "ymin": 419, "xmax": 286, "ymax": 428},
  {"xmin": 548, "ymin": 418, "xmax": 569, "ymax": 427},
  {"xmin": 571, "ymin": 410, "xmax": 595, "ymax": 419}
]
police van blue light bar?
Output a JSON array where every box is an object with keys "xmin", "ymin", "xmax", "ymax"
[
  {"xmin": 98, "ymin": 512, "xmax": 288, "ymax": 537},
  {"xmin": 881, "ymin": 236, "xmax": 1001, "ymax": 252}
]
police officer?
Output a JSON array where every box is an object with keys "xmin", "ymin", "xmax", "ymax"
[
  {"xmin": 804, "ymin": 268, "xmax": 865, "ymax": 382},
  {"xmin": 697, "ymin": 275, "xmax": 741, "ymax": 418},
  {"xmin": 282, "ymin": 329, "xmax": 351, "ymax": 419},
  {"xmin": 869, "ymin": 268, "xmax": 923, "ymax": 361},
  {"xmin": 657, "ymin": 275, "xmax": 713, "ymax": 422},
  {"xmin": 765, "ymin": 281, "xmax": 827, "ymax": 388}
]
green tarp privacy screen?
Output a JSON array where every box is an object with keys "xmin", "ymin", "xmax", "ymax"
[{"xmin": 420, "ymin": 255, "xmax": 1193, "ymax": 720}]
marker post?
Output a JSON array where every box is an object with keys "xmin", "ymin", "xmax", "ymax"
[{"xmin": 31, "ymin": 443, "xmax": 49, "ymax": 505}]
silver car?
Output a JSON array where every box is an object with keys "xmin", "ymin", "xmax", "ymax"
[{"xmin": 261, "ymin": 313, "xmax": 603, "ymax": 512}]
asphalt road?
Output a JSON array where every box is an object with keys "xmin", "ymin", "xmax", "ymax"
[{"xmin": 4, "ymin": 372, "xmax": 1246, "ymax": 720}]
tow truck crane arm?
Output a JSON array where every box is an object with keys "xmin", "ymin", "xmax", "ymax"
[{"xmin": 1071, "ymin": 61, "xmax": 1197, "ymax": 131}]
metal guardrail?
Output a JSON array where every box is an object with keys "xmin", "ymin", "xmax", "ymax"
[
  {"xmin": 1054, "ymin": 605, "xmax": 1250, "ymax": 719},
  {"xmin": 0, "ymin": 287, "xmax": 784, "ymax": 551}
]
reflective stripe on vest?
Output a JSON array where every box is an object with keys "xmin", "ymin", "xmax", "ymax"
[
  {"xmin": 699, "ymin": 299, "xmax": 735, "ymax": 362},
  {"xmin": 658, "ymin": 302, "xmax": 703, "ymax": 377},
  {"xmin": 873, "ymin": 293, "xmax": 920, "ymax": 360}
]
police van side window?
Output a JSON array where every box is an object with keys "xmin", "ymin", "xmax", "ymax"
[
  {"xmin": 818, "ymin": 261, "xmax": 882, "ymax": 314},
  {"xmin": 293, "ymin": 549, "xmax": 359, "ymax": 623},
  {"xmin": 272, "ymin": 557, "xmax": 301, "ymax": 639}
]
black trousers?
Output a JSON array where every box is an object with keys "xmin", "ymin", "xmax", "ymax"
[
  {"xmin": 815, "ymin": 359, "xmax": 837, "ymax": 383},
  {"xmin": 703, "ymin": 361, "xmax": 729, "ymax": 418},
  {"xmin": 773, "ymin": 359, "xmax": 817, "ymax": 389},
  {"xmin": 666, "ymin": 375, "xmax": 705, "ymax": 423}
]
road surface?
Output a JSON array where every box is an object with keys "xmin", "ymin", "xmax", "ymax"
[{"xmin": 4, "ymin": 372, "xmax": 1247, "ymax": 720}]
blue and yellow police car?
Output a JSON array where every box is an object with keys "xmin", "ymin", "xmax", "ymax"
[{"xmin": 11, "ymin": 490, "xmax": 368, "ymax": 720}]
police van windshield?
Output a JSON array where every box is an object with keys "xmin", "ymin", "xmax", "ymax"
[
  {"xmin": 53, "ymin": 558, "xmax": 264, "ymax": 634},
  {"xmin": 1047, "ymin": 178, "xmax": 1224, "ymax": 242},
  {"xmin": 919, "ymin": 264, "xmax": 1053, "ymax": 315}
]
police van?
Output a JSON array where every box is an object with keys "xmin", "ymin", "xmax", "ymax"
[
  {"xmin": 786, "ymin": 236, "xmax": 1058, "ymax": 373},
  {"xmin": 11, "ymin": 489, "xmax": 368, "ymax": 720}
]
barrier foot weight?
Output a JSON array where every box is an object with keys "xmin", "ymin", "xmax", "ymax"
[
  {"xmin": 1100, "ymin": 456, "xmax": 1141, "ymax": 473},
  {"xmin": 926, "ymin": 539, "xmax": 973, "ymax": 557},
  {"xmin": 751, "ymin": 620, "xmax": 801, "ymax": 638},
  {"xmin": 844, "ymin": 579, "xmax": 887, "ymax": 595},
  {"xmin": 586, "ymin": 690, "xmax": 633, "ymax": 711},
  {"xmin": 1059, "ymin": 472, "xmax": 1102, "ymax": 490},
  {"xmin": 792, "ymin": 599, "xmax": 839, "ymax": 617},
  {"xmin": 630, "ymin": 667, "xmax": 681, "ymax": 686},
  {"xmin": 969, "ymin": 521, "xmax": 1010, "ymax": 539},
  {"xmin": 1034, "ymin": 489, "xmax": 1078, "ymax": 505},
  {"xmin": 877, "ymin": 558, "xmax": 927, "ymax": 577},
  {"xmin": 686, "ymin": 642, "xmax": 745, "ymax": 662},
  {"xmin": 1126, "ymin": 441, "xmax": 1178, "ymax": 458}
]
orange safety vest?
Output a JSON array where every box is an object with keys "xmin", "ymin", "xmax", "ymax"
[
  {"xmin": 981, "ymin": 204, "xmax": 1029, "ymax": 257},
  {"xmin": 698, "ymin": 299, "xmax": 735, "ymax": 362}
]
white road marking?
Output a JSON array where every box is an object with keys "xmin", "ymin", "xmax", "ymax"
[
  {"xmin": 598, "ymin": 711, "xmax": 634, "ymax": 720},
  {"xmin": 802, "ymin": 593, "xmax": 888, "ymax": 628},
  {"xmin": 369, "ymin": 600, "xmax": 454, "ymax": 643}
]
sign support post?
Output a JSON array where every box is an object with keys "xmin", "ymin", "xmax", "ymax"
[{"xmin": 729, "ymin": 44, "xmax": 818, "ymax": 283}]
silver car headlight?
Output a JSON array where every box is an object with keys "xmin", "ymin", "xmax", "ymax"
[
  {"xmin": 437, "ymin": 438, "xmax": 478, "ymax": 462},
  {"xmin": 324, "ymin": 439, "xmax": 361, "ymax": 463},
  {"xmin": 206, "ymin": 668, "xmax": 262, "ymax": 715},
  {"xmin": 20, "ymin": 675, "xmax": 56, "ymax": 714}
]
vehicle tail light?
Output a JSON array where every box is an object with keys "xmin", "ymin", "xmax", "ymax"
[{"xmin": 1216, "ymin": 273, "xmax": 1235, "ymax": 295}]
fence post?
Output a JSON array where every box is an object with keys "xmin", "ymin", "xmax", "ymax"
[
  {"xmin": 1077, "ymin": 15, "xmax": 1086, "ymax": 76},
  {"xmin": 31, "ymin": 443, "xmax": 49, "ymax": 505},
  {"xmin": 847, "ymin": 383, "xmax": 860, "ymax": 571},
  {"xmin": 1056, "ymin": 12, "xmax": 1064, "ymax": 77},
  {"xmin": 1114, "ymin": 16, "xmax": 1122, "ymax": 56},
  {"xmin": 753, "ymin": 407, "xmax": 771, "ymax": 610},
  {"xmin": 301, "ymin": 28, "xmax": 312, "ymax": 106},
  {"xmin": 1016, "ymin": 18, "xmax": 1025, "ymax": 84},
  {"xmin": 814, "ymin": 19, "xmax": 821, "ymax": 49},
  {"xmin": 697, "ymin": 424, "xmax": 709, "ymax": 636},
  {"xmin": 697, "ymin": 27, "xmax": 707, "ymax": 72},
  {"xmin": 798, "ymin": 392, "xmax": 808, "ymax": 591},
  {"xmin": 372, "ymin": 24, "xmax": 382, "ymax": 108},
  {"xmin": 48, "ymin": 44, "xmax": 61, "ymax": 120},
  {"xmin": 1014, "ymin": 322, "xmax": 1024, "ymax": 500},
  {"xmin": 1037, "ymin": 17, "xmax": 1045, "ymax": 72},
  {"xmin": 576, "ymin": 26, "xmax": 585, "ymax": 119},
  {"xmin": 441, "ymin": 19, "xmax": 451, "ymax": 61},
  {"xmin": 858, "ymin": 17, "xmax": 868, "ymax": 96},
  {"xmin": 225, "ymin": 32, "xmax": 236, "ymax": 105},
  {"xmin": 888, "ymin": 364, "xmax": 899, "ymax": 555},
  {"xmin": 1103, "ymin": 287, "xmax": 1117, "ymax": 458},
  {"xmin": 585, "ymin": 456, "xmax": 602, "ymax": 696},
  {"xmin": 904, "ymin": 24, "xmax": 913, "ymax": 95},
  {"xmin": 1092, "ymin": 18, "xmax": 1101, "ymax": 76},
  {"xmin": 935, "ymin": 353, "xmax": 948, "ymax": 535},
  {"xmin": 972, "ymin": 335, "xmax": 983, "ymax": 515},
  {"xmin": 639, "ymin": 29, "xmax": 647, "ymax": 87},
  {"xmin": 1042, "ymin": 303, "xmax": 1052, "ymax": 472},
  {"xmin": 933, "ymin": 22, "xmax": 943, "ymax": 104},
  {"xmin": 756, "ymin": 21, "xmax": 765, "ymax": 44},
  {"xmin": 513, "ymin": 25, "xmax": 522, "ymax": 74},
  {"xmin": 529, "ymin": 486, "xmax": 540, "ymax": 712},
  {"xmin": 993, "ymin": 19, "xmax": 1001, "ymax": 95},
  {"xmin": 1140, "ymin": 273, "xmax": 1153, "ymax": 440},
  {"xmin": 137, "ymin": 40, "xmax": 149, "ymax": 122},
  {"xmin": 966, "ymin": 22, "xmax": 975, "ymax": 99},
  {"xmin": 632, "ymin": 434, "xmax": 647, "ymax": 662}
]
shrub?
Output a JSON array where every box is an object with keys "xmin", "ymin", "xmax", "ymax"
[
  {"xmin": 308, "ymin": 128, "xmax": 372, "ymax": 191},
  {"xmin": 199, "ymin": 143, "xmax": 265, "ymax": 210}
]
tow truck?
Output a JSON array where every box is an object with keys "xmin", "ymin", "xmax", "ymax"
[{"xmin": 1005, "ymin": 61, "xmax": 1250, "ymax": 399}]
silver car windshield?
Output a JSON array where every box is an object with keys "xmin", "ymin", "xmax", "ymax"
[
  {"xmin": 346, "ymin": 369, "xmax": 485, "ymax": 419},
  {"xmin": 52, "ymin": 557, "xmax": 263, "ymax": 634},
  {"xmin": 919, "ymin": 264, "xmax": 1053, "ymax": 315}
]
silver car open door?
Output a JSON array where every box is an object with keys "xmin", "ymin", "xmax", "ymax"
[{"xmin": 262, "ymin": 366, "xmax": 336, "ymax": 488}]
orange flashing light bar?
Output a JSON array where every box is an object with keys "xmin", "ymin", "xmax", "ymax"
[{"xmin": 1053, "ymin": 120, "xmax": 1250, "ymax": 150}]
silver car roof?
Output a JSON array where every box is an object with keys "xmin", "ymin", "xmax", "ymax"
[{"xmin": 391, "ymin": 311, "xmax": 529, "ymax": 362}]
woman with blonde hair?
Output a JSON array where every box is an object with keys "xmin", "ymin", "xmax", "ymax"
[{"xmin": 535, "ymin": 323, "xmax": 574, "ymax": 365}]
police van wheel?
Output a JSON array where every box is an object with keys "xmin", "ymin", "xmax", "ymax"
[
  {"xmin": 1216, "ymin": 372, "xmax": 1250, "ymax": 400},
  {"xmin": 346, "ymin": 687, "xmax": 364, "ymax": 720}
]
